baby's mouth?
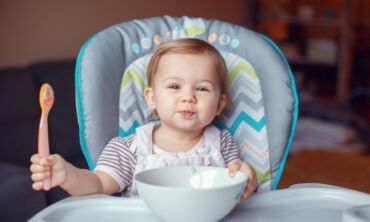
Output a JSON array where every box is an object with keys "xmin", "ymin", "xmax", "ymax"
[{"xmin": 179, "ymin": 110, "xmax": 195, "ymax": 119}]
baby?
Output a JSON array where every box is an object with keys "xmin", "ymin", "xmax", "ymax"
[{"xmin": 30, "ymin": 38, "xmax": 257, "ymax": 201}]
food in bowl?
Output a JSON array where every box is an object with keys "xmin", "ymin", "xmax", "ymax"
[{"xmin": 134, "ymin": 166, "xmax": 247, "ymax": 222}]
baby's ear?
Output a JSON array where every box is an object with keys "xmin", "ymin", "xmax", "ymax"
[
  {"xmin": 216, "ymin": 94, "xmax": 226, "ymax": 115},
  {"xmin": 144, "ymin": 87, "xmax": 156, "ymax": 109}
]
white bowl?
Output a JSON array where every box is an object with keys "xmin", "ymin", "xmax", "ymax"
[{"xmin": 134, "ymin": 166, "xmax": 247, "ymax": 222}]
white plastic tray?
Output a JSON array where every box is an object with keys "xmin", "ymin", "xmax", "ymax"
[{"xmin": 29, "ymin": 185, "xmax": 370, "ymax": 222}]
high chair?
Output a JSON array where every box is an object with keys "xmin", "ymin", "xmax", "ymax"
[
  {"xmin": 30, "ymin": 16, "xmax": 370, "ymax": 222},
  {"xmin": 75, "ymin": 16, "xmax": 298, "ymax": 192}
]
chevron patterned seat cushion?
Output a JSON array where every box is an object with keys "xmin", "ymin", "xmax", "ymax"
[{"xmin": 119, "ymin": 47, "xmax": 271, "ymax": 191}]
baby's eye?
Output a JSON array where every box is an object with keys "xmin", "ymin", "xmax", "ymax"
[
  {"xmin": 168, "ymin": 84, "xmax": 180, "ymax": 90},
  {"xmin": 196, "ymin": 86, "xmax": 209, "ymax": 92}
]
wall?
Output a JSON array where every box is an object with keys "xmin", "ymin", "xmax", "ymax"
[{"xmin": 0, "ymin": 0, "xmax": 248, "ymax": 68}]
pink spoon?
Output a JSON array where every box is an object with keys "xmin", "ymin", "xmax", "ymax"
[{"xmin": 38, "ymin": 83, "xmax": 54, "ymax": 189}]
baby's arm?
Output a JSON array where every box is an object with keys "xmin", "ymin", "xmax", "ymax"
[
  {"xmin": 220, "ymin": 129, "xmax": 257, "ymax": 200},
  {"xmin": 30, "ymin": 154, "xmax": 119, "ymax": 196}
]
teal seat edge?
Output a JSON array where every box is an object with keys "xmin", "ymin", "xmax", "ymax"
[
  {"xmin": 259, "ymin": 34, "xmax": 299, "ymax": 190},
  {"xmin": 75, "ymin": 34, "xmax": 97, "ymax": 170}
]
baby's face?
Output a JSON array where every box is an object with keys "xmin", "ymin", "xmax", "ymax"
[{"xmin": 145, "ymin": 53, "xmax": 225, "ymax": 132}]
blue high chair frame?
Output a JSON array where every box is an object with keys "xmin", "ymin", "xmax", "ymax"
[{"xmin": 75, "ymin": 16, "xmax": 299, "ymax": 191}]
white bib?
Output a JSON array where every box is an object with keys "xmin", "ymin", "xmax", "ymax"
[{"xmin": 129, "ymin": 123, "xmax": 226, "ymax": 196}]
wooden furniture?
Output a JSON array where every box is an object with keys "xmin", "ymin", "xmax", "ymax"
[{"xmin": 254, "ymin": 0, "xmax": 354, "ymax": 104}]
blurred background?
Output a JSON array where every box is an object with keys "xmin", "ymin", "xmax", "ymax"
[
  {"xmin": 252, "ymin": 0, "xmax": 370, "ymax": 193},
  {"xmin": 0, "ymin": 0, "xmax": 369, "ymax": 221}
]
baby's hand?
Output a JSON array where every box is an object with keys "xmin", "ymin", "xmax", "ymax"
[
  {"xmin": 30, "ymin": 154, "xmax": 68, "ymax": 191},
  {"xmin": 228, "ymin": 160, "xmax": 257, "ymax": 202}
]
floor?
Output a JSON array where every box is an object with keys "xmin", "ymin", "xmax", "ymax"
[{"xmin": 278, "ymin": 149, "xmax": 370, "ymax": 194}]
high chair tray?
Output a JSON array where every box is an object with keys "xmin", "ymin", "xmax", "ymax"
[{"xmin": 29, "ymin": 186, "xmax": 370, "ymax": 222}]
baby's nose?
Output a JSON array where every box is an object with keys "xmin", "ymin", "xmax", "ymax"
[{"xmin": 181, "ymin": 92, "xmax": 196, "ymax": 103}]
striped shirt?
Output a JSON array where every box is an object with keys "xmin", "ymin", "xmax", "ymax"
[{"xmin": 95, "ymin": 129, "xmax": 239, "ymax": 194}]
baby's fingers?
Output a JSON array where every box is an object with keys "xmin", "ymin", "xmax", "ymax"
[
  {"xmin": 32, "ymin": 181, "xmax": 45, "ymax": 191},
  {"xmin": 30, "ymin": 154, "xmax": 41, "ymax": 164},
  {"xmin": 241, "ymin": 182, "xmax": 256, "ymax": 201},
  {"xmin": 31, "ymin": 171, "xmax": 50, "ymax": 182},
  {"xmin": 30, "ymin": 154, "xmax": 50, "ymax": 166},
  {"xmin": 228, "ymin": 160, "xmax": 242, "ymax": 177},
  {"xmin": 30, "ymin": 163, "xmax": 50, "ymax": 173}
]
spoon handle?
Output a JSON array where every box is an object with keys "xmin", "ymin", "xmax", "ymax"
[{"xmin": 38, "ymin": 113, "xmax": 50, "ymax": 189}]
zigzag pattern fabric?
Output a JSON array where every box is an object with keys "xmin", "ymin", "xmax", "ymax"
[
  {"xmin": 119, "ymin": 54, "xmax": 154, "ymax": 137},
  {"xmin": 215, "ymin": 52, "xmax": 271, "ymax": 191},
  {"xmin": 119, "ymin": 50, "xmax": 271, "ymax": 191}
]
